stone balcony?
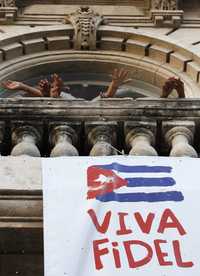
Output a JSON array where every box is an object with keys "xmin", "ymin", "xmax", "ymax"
[
  {"xmin": 0, "ymin": 96, "xmax": 200, "ymax": 275},
  {"xmin": 0, "ymin": 97, "xmax": 198, "ymax": 157}
]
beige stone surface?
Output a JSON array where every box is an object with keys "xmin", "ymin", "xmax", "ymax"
[
  {"xmin": 1, "ymin": 43, "xmax": 23, "ymax": 60},
  {"xmin": 187, "ymin": 61, "xmax": 200, "ymax": 82},
  {"xmin": 46, "ymin": 36, "xmax": 70, "ymax": 50},
  {"xmin": 149, "ymin": 45, "xmax": 172, "ymax": 64},
  {"xmin": 169, "ymin": 52, "xmax": 192, "ymax": 72},
  {"xmin": 23, "ymin": 4, "xmax": 146, "ymax": 16},
  {"xmin": 126, "ymin": 39, "xmax": 149, "ymax": 57},
  {"xmin": 167, "ymin": 28, "xmax": 200, "ymax": 46},
  {"xmin": 22, "ymin": 38, "xmax": 46, "ymax": 55},
  {"xmin": 100, "ymin": 36, "xmax": 124, "ymax": 51},
  {"xmin": 0, "ymin": 156, "xmax": 42, "ymax": 191}
]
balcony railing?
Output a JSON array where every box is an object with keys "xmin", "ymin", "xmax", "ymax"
[
  {"xmin": 0, "ymin": 96, "xmax": 199, "ymax": 275},
  {"xmin": 0, "ymin": 97, "xmax": 198, "ymax": 157}
]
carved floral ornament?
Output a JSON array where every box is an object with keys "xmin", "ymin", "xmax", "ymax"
[
  {"xmin": 0, "ymin": 0, "xmax": 16, "ymax": 7},
  {"xmin": 151, "ymin": 0, "xmax": 178, "ymax": 10}
]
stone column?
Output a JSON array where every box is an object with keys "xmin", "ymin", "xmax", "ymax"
[
  {"xmin": 87, "ymin": 124, "xmax": 117, "ymax": 156},
  {"xmin": 50, "ymin": 125, "xmax": 79, "ymax": 157},
  {"xmin": 11, "ymin": 126, "xmax": 41, "ymax": 157},
  {"xmin": 125, "ymin": 122, "xmax": 158, "ymax": 156},
  {"xmin": 163, "ymin": 121, "xmax": 197, "ymax": 157}
]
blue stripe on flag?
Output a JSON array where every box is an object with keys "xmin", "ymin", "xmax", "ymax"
[
  {"xmin": 98, "ymin": 163, "xmax": 172, "ymax": 173},
  {"xmin": 126, "ymin": 177, "xmax": 175, "ymax": 187},
  {"xmin": 96, "ymin": 191, "xmax": 184, "ymax": 203}
]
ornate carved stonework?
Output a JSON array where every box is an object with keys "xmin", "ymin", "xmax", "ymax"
[
  {"xmin": 151, "ymin": 0, "xmax": 178, "ymax": 10},
  {"xmin": 0, "ymin": 0, "xmax": 17, "ymax": 22},
  {"xmin": 67, "ymin": 6, "xmax": 104, "ymax": 50},
  {"xmin": 0, "ymin": 0, "xmax": 16, "ymax": 7},
  {"xmin": 151, "ymin": 0, "xmax": 183, "ymax": 27}
]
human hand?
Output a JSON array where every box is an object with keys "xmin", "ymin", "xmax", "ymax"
[
  {"xmin": 100, "ymin": 68, "xmax": 132, "ymax": 98},
  {"xmin": 38, "ymin": 79, "xmax": 50, "ymax": 97},
  {"xmin": 50, "ymin": 74, "xmax": 63, "ymax": 98},
  {"xmin": 1, "ymin": 80, "xmax": 24, "ymax": 90},
  {"xmin": 111, "ymin": 68, "xmax": 131, "ymax": 87}
]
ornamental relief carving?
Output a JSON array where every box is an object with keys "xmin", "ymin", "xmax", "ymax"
[
  {"xmin": 0, "ymin": 0, "xmax": 16, "ymax": 7},
  {"xmin": 66, "ymin": 6, "xmax": 104, "ymax": 50},
  {"xmin": 152, "ymin": 0, "xmax": 178, "ymax": 10}
]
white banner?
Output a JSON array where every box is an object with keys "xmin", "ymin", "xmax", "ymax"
[{"xmin": 42, "ymin": 156, "xmax": 200, "ymax": 276}]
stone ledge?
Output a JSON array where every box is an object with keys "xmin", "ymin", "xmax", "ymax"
[
  {"xmin": 169, "ymin": 52, "xmax": 193, "ymax": 72},
  {"xmin": 21, "ymin": 38, "xmax": 46, "ymax": 55},
  {"xmin": 126, "ymin": 39, "xmax": 150, "ymax": 57},
  {"xmin": 100, "ymin": 36, "xmax": 124, "ymax": 51},
  {"xmin": 0, "ymin": 43, "xmax": 23, "ymax": 61},
  {"xmin": 46, "ymin": 35, "xmax": 71, "ymax": 50}
]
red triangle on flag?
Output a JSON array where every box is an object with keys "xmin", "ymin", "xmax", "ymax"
[{"xmin": 87, "ymin": 166, "xmax": 128, "ymax": 199}]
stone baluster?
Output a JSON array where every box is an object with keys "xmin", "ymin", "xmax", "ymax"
[
  {"xmin": 164, "ymin": 122, "xmax": 197, "ymax": 157},
  {"xmin": 125, "ymin": 128, "xmax": 157, "ymax": 156},
  {"xmin": 87, "ymin": 125, "xmax": 117, "ymax": 156},
  {"xmin": 50, "ymin": 125, "xmax": 79, "ymax": 157},
  {"xmin": 125, "ymin": 122, "xmax": 157, "ymax": 156},
  {"xmin": 11, "ymin": 126, "xmax": 41, "ymax": 157}
]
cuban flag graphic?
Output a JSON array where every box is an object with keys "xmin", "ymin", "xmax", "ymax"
[{"xmin": 87, "ymin": 163, "xmax": 184, "ymax": 203}]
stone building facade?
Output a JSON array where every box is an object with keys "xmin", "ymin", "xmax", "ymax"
[{"xmin": 0, "ymin": 0, "xmax": 200, "ymax": 275}]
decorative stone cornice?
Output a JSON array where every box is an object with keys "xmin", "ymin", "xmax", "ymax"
[{"xmin": 66, "ymin": 6, "xmax": 104, "ymax": 50}]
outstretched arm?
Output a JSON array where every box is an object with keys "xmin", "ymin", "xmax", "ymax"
[
  {"xmin": 100, "ymin": 68, "xmax": 131, "ymax": 98},
  {"xmin": 2, "ymin": 80, "xmax": 43, "ymax": 97}
]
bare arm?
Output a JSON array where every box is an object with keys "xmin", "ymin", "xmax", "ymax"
[{"xmin": 2, "ymin": 80, "xmax": 43, "ymax": 97}]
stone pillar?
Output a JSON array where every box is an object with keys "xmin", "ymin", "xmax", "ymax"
[
  {"xmin": 50, "ymin": 125, "xmax": 79, "ymax": 157},
  {"xmin": 125, "ymin": 122, "xmax": 158, "ymax": 156},
  {"xmin": 163, "ymin": 121, "xmax": 197, "ymax": 157},
  {"xmin": 11, "ymin": 126, "xmax": 41, "ymax": 157},
  {"xmin": 87, "ymin": 124, "xmax": 117, "ymax": 156}
]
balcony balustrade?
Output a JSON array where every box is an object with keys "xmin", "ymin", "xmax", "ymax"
[{"xmin": 0, "ymin": 96, "xmax": 199, "ymax": 275}]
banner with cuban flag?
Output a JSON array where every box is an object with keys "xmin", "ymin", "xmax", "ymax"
[{"xmin": 42, "ymin": 156, "xmax": 200, "ymax": 276}]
